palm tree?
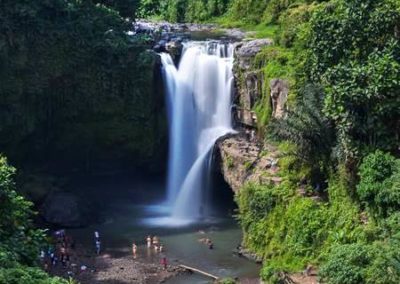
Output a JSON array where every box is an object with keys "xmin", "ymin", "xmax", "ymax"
[{"xmin": 269, "ymin": 84, "xmax": 336, "ymax": 186}]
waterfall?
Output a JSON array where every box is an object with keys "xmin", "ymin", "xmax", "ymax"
[{"xmin": 160, "ymin": 41, "xmax": 234, "ymax": 223}]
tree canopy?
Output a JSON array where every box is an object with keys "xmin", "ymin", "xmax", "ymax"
[{"xmin": 0, "ymin": 0, "xmax": 166, "ymax": 172}]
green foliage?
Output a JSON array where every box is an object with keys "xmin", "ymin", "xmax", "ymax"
[
  {"xmin": 225, "ymin": 156, "xmax": 235, "ymax": 169},
  {"xmin": 217, "ymin": 278, "xmax": 236, "ymax": 284},
  {"xmin": 225, "ymin": 0, "xmax": 323, "ymax": 26},
  {"xmin": 0, "ymin": 156, "xmax": 44, "ymax": 267},
  {"xmin": 274, "ymin": 2, "xmax": 316, "ymax": 48},
  {"xmin": 252, "ymin": 46, "xmax": 295, "ymax": 131},
  {"xmin": 139, "ymin": 0, "xmax": 324, "ymax": 25},
  {"xmin": 94, "ymin": 0, "xmax": 140, "ymax": 18},
  {"xmin": 270, "ymin": 85, "xmax": 336, "ymax": 183},
  {"xmin": 319, "ymin": 243, "xmax": 400, "ymax": 284},
  {"xmin": 238, "ymin": 170, "xmax": 365, "ymax": 282},
  {"xmin": 163, "ymin": 0, "xmax": 400, "ymax": 283},
  {"xmin": 307, "ymin": 0, "xmax": 400, "ymax": 162},
  {"xmin": 0, "ymin": 156, "xmax": 64, "ymax": 283},
  {"xmin": 0, "ymin": 0, "xmax": 165, "ymax": 171},
  {"xmin": 0, "ymin": 266, "xmax": 68, "ymax": 284},
  {"xmin": 139, "ymin": 0, "xmax": 230, "ymax": 22},
  {"xmin": 380, "ymin": 213, "xmax": 400, "ymax": 240},
  {"xmin": 319, "ymin": 243, "xmax": 375, "ymax": 284},
  {"xmin": 357, "ymin": 151, "xmax": 400, "ymax": 217},
  {"xmin": 283, "ymin": 198, "xmax": 328, "ymax": 256},
  {"xmin": 238, "ymin": 183, "xmax": 325, "ymax": 263},
  {"xmin": 236, "ymin": 183, "xmax": 280, "ymax": 230},
  {"xmin": 228, "ymin": 0, "xmax": 269, "ymax": 24}
]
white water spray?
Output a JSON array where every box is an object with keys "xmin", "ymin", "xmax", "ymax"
[{"xmin": 160, "ymin": 41, "xmax": 234, "ymax": 224}]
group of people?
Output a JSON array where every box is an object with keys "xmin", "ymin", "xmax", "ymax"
[
  {"xmin": 42, "ymin": 230, "xmax": 71, "ymax": 270},
  {"xmin": 146, "ymin": 235, "xmax": 164, "ymax": 252},
  {"xmin": 131, "ymin": 235, "xmax": 168, "ymax": 269},
  {"xmin": 40, "ymin": 230, "xmax": 80, "ymax": 274},
  {"xmin": 41, "ymin": 229, "xmax": 105, "ymax": 278}
]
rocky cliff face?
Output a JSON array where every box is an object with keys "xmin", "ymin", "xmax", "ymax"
[
  {"xmin": 217, "ymin": 39, "xmax": 288, "ymax": 192},
  {"xmin": 232, "ymin": 39, "xmax": 273, "ymax": 129},
  {"xmin": 217, "ymin": 134, "xmax": 281, "ymax": 192},
  {"xmin": 270, "ymin": 79, "xmax": 289, "ymax": 119}
]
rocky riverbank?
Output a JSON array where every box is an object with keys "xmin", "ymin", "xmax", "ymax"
[{"xmin": 48, "ymin": 241, "xmax": 183, "ymax": 284}]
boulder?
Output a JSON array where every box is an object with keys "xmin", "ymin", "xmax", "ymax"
[
  {"xmin": 165, "ymin": 40, "xmax": 183, "ymax": 62},
  {"xmin": 41, "ymin": 192, "xmax": 90, "ymax": 227},
  {"xmin": 270, "ymin": 79, "xmax": 289, "ymax": 119},
  {"xmin": 235, "ymin": 39, "xmax": 273, "ymax": 70}
]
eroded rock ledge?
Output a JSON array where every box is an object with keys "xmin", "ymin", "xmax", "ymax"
[{"xmin": 216, "ymin": 134, "xmax": 281, "ymax": 192}]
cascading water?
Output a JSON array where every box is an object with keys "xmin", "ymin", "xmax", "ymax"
[{"xmin": 160, "ymin": 41, "xmax": 234, "ymax": 224}]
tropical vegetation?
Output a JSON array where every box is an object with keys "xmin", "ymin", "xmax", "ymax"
[
  {"xmin": 1, "ymin": 0, "xmax": 399, "ymax": 283},
  {"xmin": 139, "ymin": 0, "xmax": 400, "ymax": 283}
]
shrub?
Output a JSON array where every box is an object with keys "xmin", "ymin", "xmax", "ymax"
[
  {"xmin": 236, "ymin": 183, "xmax": 280, "ymax": 228},
  {"xmin": 275, "ymin": 3, "xmax": 316, "ymax": 48},
  {"xmin": 0, "ymin": 266, "xmax": 68, "ymax": 284},
  {"xmin": 319, "ymin": 243, "xmax": 400, "ymax": 284},
  {"xmin": 284, "ymin": 198, "xmax": 328, "ymax": 256},
  {"xmin": 357, "ymin": 151, "xmax": 400, "ymax": 217},
  {"xmin": 228, "ymin": 0, "xmax": 268, "ymax": 24},
  {"xmin": 380, "ymin": 213, "xmax": 400, "ymax": 240},
  {"xmin": 319, "ymin": 243, "xmax": 374, "ymax": 284},
  {"xmin": 0, "ymin": 156, "xmax": 66, "ymax": 283},
  {"xmin": 0, "ymin": 156, "xmax": 45, "ymax": 266}
]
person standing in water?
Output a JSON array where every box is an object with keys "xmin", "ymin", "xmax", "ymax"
[
  {"xmin": 152, "ymin": 236, "xmax": 159, "ymax": 246},
  {"xmin": 160, "ymin": 255, "xmax": 167, "ymax": 270},
  {"xmin": 146, "ymin": 236, "xmax": 152, "ymax": 248},
  {"xmin": 132, "ymin": 242, "xmax": 137, "ymax": 259},
  {"xmin": 95, "ymin": 239, "xmax": 101, "ymax": 255}
]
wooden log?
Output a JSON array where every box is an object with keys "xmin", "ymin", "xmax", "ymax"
[{"xmin": 178, "ymin": 264, "xmax": 219, "ymax": 281}]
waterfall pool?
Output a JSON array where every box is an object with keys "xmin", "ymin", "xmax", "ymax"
[{"xmin": 66, "ymin": 175, "xmax": 260, "ymax": 283}]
